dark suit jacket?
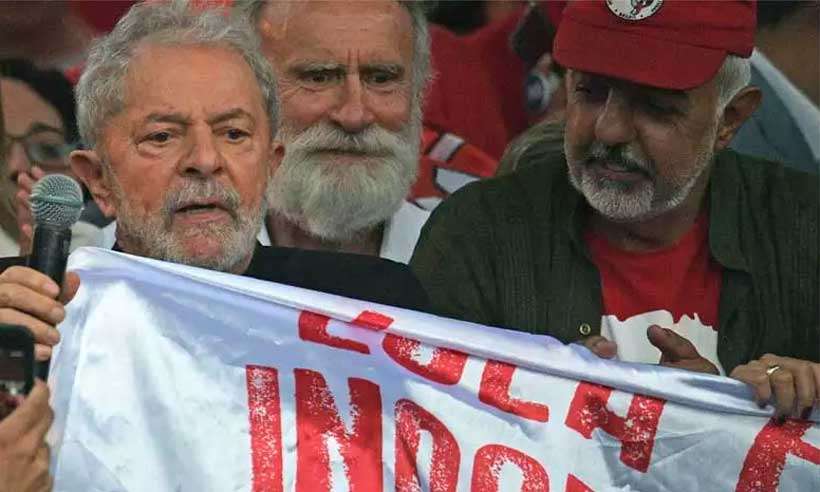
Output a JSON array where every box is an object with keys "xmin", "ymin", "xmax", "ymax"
[{"xmin": 0, "ymin": 244, "xmax": 430, "ymax": 312}]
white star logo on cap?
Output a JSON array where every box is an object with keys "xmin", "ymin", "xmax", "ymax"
[{"xmin": 606, "ymin": 0, "xmax": 663, "ymax": 21}]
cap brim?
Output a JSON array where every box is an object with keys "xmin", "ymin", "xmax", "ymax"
[{"xmin": 554, "ymin": 16, "xmax": 727, "ymax": 91}]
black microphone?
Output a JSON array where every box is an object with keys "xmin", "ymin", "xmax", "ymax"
[{"xmin": 27, "ymin": 174, "xmax": 84, "ymax": 380}]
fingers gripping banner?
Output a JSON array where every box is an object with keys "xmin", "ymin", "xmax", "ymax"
[{"xmin": 48, "ymin": 249, "xmax": 819, "ymax": 491}]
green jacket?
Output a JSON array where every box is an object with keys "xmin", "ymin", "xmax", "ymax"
[{"xmin": 410, "ymin": 150, "xmax": 819, "ymax": 374}]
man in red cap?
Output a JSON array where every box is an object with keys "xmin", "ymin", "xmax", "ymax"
[{"xmin": 412, "ymin": 0, "xmax": 819, "ymax": 420}]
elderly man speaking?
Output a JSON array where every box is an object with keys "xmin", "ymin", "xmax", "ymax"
[
  {"xmin": 412, "ymin": 0, "xmax": 819, "ymax": 420},
  {"xmin": 0, "ymin": 0, "xmax": 429, "ymax": 484}
]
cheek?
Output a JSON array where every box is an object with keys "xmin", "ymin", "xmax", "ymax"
[
  {"xmin": 111, "ymin": 159, "xmax": 174, "ymax": 213},
  {"xmin": 564, "ymin": 104, "xmax": 596, "ymax": 150},
  {"xmin": 115, "ymin": 172, "xmax": 166, "ymax": 214},
  {"xmin": 231, "ymin": 160, "xmax": 270, "ymax": 207},
  {"xmin": 368, "ymin": 92, "xmax": 412, "ymax": 131},
  {"xmin": 280, "ymin": 89, "xmax": 335, "ymax": 130}
]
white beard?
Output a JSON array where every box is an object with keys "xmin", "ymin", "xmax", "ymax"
[
  {"xmin": 567, "ymin": 139, "xmax": 714, "ymax": 222},
  {"xmin": 268, "ymin": 119, "xmax": 420, "ymax": 242}
]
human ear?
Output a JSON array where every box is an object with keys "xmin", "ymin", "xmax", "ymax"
[
  {"xmin": 69, "ymin": 149, "xmax": 117, "ymax": 218},
  {"xmin": 269, "ymin": 140, "xmax": 285, "ymax": 176},
  {"xmin": 714, "ymin": 86, "xmax": 762, "ymax": 151}
]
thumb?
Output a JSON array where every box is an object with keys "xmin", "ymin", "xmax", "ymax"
[
  {"xmin": 580, "ymin": 335, "xmax": 618, "ymax": 359},
  {"xmin": 647, "ymin": 325, "xmax": 699, "ymax": 363},
  {"xmin": 61, "ymin": 271, "xmax": 81, "ymax": 304}
]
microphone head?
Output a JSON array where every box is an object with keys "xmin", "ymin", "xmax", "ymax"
[{"xmin": 30, "ymin": 174, "xmax": 84, "ymax": 229}]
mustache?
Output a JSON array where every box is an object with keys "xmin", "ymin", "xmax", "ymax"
[
  {"xmin": 283, "ymin": 121, "xmax": 407, "ymax": 157},
  {"xmin": 162, "ymin": 179, "xmax": 241, "ymax": 218},
  {"xmin": 582, "ymin": 142, "xmax": 654, "ymax": 177}
]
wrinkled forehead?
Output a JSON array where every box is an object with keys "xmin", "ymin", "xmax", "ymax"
[
  {"xmin": 120, "ymin": 43, "xmax": 267, "ymax": 120},
  {"xmin": 258, "ymin": 0, "xmax": 413, "ymax": 58}
]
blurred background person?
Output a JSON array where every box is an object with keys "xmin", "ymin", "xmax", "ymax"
[
  {"xmin": 731, "ymin": 0, "xmax": 819, "ymax": 173},
  {"xmin": 0, "ymin": 1, "xmax": 96, "ymax": 70},
  {"xmin": 0, "ymin": 59, "xmax": 108, "ymax": 257},
  {"xmin": 0, "ymin": 70, "xmax": 54, "ymax": 492},
  {"xmin": 0, "ymin": 0, "xmax": 133, "ymax": 71}
]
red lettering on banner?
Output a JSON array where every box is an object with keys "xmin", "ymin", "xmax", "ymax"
[
  {"xmin": 479, "ymin": 360, "xmax": 549, "ymax": 422},
  {"xmin": 382, "ymin": 334, "xmax": 468, "ymax": 385},
  {"xmin": 246, "ymin": 365, "xmax": 283, "ymax": 492},
  {"xmin": 565, "ymin": 474, "xmax": 594, "ymax": 492},
  {"xmin": 294, "ymin": 369, "xmax": 382, "ymax": 491},
  {"xmin": 564, "ymin": 382, "xmax": 665, "ymax": 472},
  {"xmin": 471, "ymin": 444, "xmax": 550, "ymax": 492},
  {"xmin": 395, "ymin": 399, "xmax": 460, "ymax": 492},
  {"xmin": 736, "ymin": 419, "xmax": 820, "ymax": 492},
  {"xmin": 299, "ymin": 311, "xmax": 370, "ymax": 354},
  {"xmin": 351, "ymin": 311, "xmax": 393, "ymax": 331}
]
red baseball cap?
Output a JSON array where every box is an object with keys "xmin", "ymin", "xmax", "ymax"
[{"xmin": 553, "ymin": 0, "xmax": 756, "ymax": 90}]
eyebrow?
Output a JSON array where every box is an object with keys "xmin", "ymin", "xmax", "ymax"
[
  {"xmin": 25, "ymin": 122, "xmax": 64, "ymax": 137},
  {"xmin": 207, "ymin": 108, "xmax": 254, "ymax": 126},
  {"xmin": 288, "ymin": 61, "xmax": 343, "ymax": 75},
  {"xmin": 360, "ymin": 63, "xmax": 405, "ymax": 77},
  {"xmin": 142, "ymin": 108, "xmax": 254, "ymax": 127},
  {"xmin": 289, "ymin": 61, "xmax": 405, "ymax": 77},
  {"xmin": 143, "ymin": 112, "xmax": 191, "ymax": 126}
]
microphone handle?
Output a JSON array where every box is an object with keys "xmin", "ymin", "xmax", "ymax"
[{"xmin": 27, "ymin": 225, "xmax": 72, "ymax": 381}]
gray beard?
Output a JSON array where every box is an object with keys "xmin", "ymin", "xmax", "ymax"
[
  {"xmin": 567, "ymin": 141, "xmax": 713, "ymax": 222},
  {"xmin": 112, "ymin": 176, "xmax": 265, "ymax": 273},
  {"xmin": 268, "ymin": 120, "xmax": 420, "ymax": 242}
]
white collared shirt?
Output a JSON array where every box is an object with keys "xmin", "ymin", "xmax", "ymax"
[{"xmin": 258, "ymin": 200, "xmax": 431, "ymax": 264}]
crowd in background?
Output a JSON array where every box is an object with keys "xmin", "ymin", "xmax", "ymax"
[{"xmin": 0, "ymin": 1, "xmax": 818, "ymax": 490}]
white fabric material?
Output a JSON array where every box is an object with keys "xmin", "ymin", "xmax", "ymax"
[
  {"xmin": 0, "ymin": 225, "xmax": 19, "ymax": 257},
  {"xmin": 600, "ymin": 310, "xmax": 724, "ymax": 375},
  {"xmin": 259, "ymin": 200, "xmax": 431, "ymax": 264},
  {"xmin": 48, "ymin": 248, "xmax": 819, "ymax": 491},
  {"xmin": 752, "ymin": 49, "xmax": 820, "ymax": 160}
]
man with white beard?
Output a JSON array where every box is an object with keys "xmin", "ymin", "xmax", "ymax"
[
  {"xmin": 412, "ymin": 0, "xmax": 819, "ymax": 420},
  {"xmin": 236, "ymin": 0, "xmax": 431, "ymax": 264}
]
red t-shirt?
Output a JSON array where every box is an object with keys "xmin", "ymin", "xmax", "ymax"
[{"xmin": 585, "ymin": 214, "xmax": 725, "ymax": 372}]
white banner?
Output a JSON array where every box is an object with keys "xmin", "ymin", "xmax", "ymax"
[{"xmin": 48, "ymin": 248, "xmax": 819, "ymax": 491}]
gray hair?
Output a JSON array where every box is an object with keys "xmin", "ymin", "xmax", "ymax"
[
  {"xmin": 233, "ymin": 0, "xmax": 432, "ymax": 103},
  {"xmin": 714, "ymin": 54, "xmax": 751, "ymax": 109},
  {"xmin": 496, "ymin": 118, "xmax": 566, "ymax": 176},
  {"xmin": 76, "ymin": 0, "xmax": 279, "ymax": 149}
]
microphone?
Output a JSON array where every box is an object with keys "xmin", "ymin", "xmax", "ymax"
[{"xmin": 27, "ymin": 174, "xmax": 84, "ymax": 380}]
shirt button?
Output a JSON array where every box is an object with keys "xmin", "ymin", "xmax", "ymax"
[{"xmin": 579, "ymin": 323, "xmax": 592, "ymax": 336}]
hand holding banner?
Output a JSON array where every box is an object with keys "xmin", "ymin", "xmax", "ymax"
[{"xmin": 48, "ymin": 248, "xmax": 819, "ymax": 491}]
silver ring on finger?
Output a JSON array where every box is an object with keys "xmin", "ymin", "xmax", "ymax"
[{"xmin": 766, "ymin": 364, "xmax": 782, "ymax": 376}]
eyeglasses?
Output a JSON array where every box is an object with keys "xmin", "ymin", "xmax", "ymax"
[{"xmin": 2, "ymin": 123, "xmax": 77, "ymax": 177}]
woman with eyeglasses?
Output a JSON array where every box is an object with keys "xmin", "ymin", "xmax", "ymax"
[{"xmin": 0, "ymin": 59, "xmax": 108, "ymax": 258}]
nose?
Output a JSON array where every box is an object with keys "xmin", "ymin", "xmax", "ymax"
[
  {"xmin": 4, "ymin": 140, "xmax": 30, "ymax": 184},
  {"xmin": 594, "ymin": 90, "xmax": 637, "ymax": 146},
  {"xmin": 328, "ymin": 74, "xmax": 376, "ymax": 133},
  {"xmin": 180, "ymin": 125, "xmax": 224, "ymax": 177}
]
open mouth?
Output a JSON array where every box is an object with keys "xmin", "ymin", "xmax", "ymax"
[
  {"xmin": 173, "ymin": 202, "xmax": 235, "ymax": 221},
  {"xmin": 595, "ymin": 159, "xmax": 649, "ymax": 177}
]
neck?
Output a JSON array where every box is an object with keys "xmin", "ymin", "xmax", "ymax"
[
  {"xmin": 265, "ymin": 213, "xmax": 383, "ymax": 256},
  {"xmin": 589, "ymin": 173, "xmax": 710, "ymax": 252},
  {"xmin": 756, "ymin": 7, "xmax": 820, "ymax": 107}
]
